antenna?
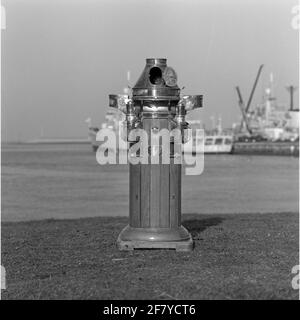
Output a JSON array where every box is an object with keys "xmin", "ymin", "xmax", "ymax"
[
  {"xmin": 210, "ymin": 115, "xmax": 215, "ymax": 131},
  {"xmin": 123, "ymin": 70, "xmax": 132, "ymax": 95},
  {"xmin": 217, "ymin": 115, "xmax": 222, "ymax": 134},
  {"xmin": 268, "ymin": 72, "xmax": 276, "ymax": 100},
  {"xmin": 1, "ymin": 5, "xmax": 6, "ymax": 30},
  {"xmin": 127, "ymin": 70, "xmax": 131, "ymax": 83},
  {"xmin": 85, "ymin": 117, "xmax": 92, "ymax": 128}
]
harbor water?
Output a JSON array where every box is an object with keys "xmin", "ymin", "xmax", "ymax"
[{"xmin": 1, "ymin": 143, "xmax": 299, "ymax": 222}]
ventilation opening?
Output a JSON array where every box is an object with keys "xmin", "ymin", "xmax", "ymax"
[{"xmin": 149, "ymin": 67, "xmax": 163, "ymax": 85}]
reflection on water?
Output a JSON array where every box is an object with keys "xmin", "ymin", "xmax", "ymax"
[{"xmin": 1, "ymin": 143, "xmax": 299, "ymax": 221}]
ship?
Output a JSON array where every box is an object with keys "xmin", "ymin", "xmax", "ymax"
[
  {"xmin": 86, "ymin": 110, "xmax": 127, "ymax": 153},
  {"xmin": 232, "ymin": 66, "xmax": 299, "ymax": 156},
  {"xmin": 87, "ymin": 116, "xmax": 233, "ymax": 154},
  {"xmin": 183, "ymin": 119, "xmax": 233, "ymax": 154}
]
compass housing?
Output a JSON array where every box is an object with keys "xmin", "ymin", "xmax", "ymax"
[{"xmin": 132, "ymin": 58, "xmax": 180, "ymax": 102}]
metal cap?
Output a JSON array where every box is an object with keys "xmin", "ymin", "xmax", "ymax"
[
  {"xmin": 145, "ymin": 58, "xmax": 167, "ymax": 65},
  {"xmin": 132, "ymin": 58, "xmax": 180, "ymax": 101}
]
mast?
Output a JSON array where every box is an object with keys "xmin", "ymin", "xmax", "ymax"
[
  {"xmin": 286, "ymin": 85, "xmax": 298, "ymax": 111},
  {"xmin": 210, "ymin": 115, "xmax": 215, "ymax": 133},
  {"xmin": 217, "ymin": 115, "xmax": 222, "ymax": 135}
]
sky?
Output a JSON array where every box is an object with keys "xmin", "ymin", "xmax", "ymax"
[{"xmin": 1, "ymin": 0, "xmax": 299, "ymax": 141}]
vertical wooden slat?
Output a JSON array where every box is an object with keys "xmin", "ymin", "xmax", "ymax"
[
  {"xmin": 150, "ymin": 164, "xmax": 161, "ymax": 227},
  {"xmin": 129, "ymin": 163, "xmax": 141, "ymax": 227},
  {"xmin": 159, "ymin": 164, "xmax": 170, "ymax": 227},
  {"xmin": 141, "ymin": 164, "xmax": 151, "ymax": 227},
  {"xmin": 169, "ymin": 163, "xmax": 181, "ymax": 227},
  {"xmin": 140, "ymin": 118, "xmax": 151, "ymax": 228},
  {"xmin": 177, "ymin": 164, "xmax": 182, "ymax": 226}
]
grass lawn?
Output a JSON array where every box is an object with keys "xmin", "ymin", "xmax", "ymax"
[{"xmin": 1, "ymin": 212, "xmax": 299, "ymax": 299}]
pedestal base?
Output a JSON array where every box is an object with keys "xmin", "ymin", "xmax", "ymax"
[{"xmin": 117, "ymin": 225, "xmax": 194, "ymax": 252}]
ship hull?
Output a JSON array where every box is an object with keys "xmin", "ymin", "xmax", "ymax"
[
  {"xmin": 183, "ymin": 145, "xmax": 232, "ymax": 154},
  {"xmin": 232, "ymin": 141, "xmax": 299, "ymax": 156}
]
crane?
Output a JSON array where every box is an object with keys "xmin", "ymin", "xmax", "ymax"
[{"xmin": 236, "ymin": 64, "xmax": 264, "ymax": 134}]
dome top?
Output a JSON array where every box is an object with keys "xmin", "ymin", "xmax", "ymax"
[{"xmin": 132, "ymin": 58, "xmax": 180, "ymax": 101}]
